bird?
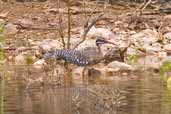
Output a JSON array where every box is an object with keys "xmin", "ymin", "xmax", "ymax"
[{"xmin": 43, "ymin": 37, "xmax": 117, "ymax": 66}]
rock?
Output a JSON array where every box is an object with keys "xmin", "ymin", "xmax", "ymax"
[
  {"xmin": 16, "ymin": 46, "xmax": 27, "ymax": 52},
  {"xmin": 84, "ymin": 61, "xmax": 134, "ymax": 80},
  {"xmin": 33, "ymin": 59, "xmax": 46, "ymax": 70},
  {"xmin": 136, "ymin": 56, "xmax": 161, "ymax": 70},
  {"xmin": 131, "ymin": 29, "xmax": 159, "ymax": 45},
  {"xmin": 114, "ymin": 21, "xmax": 123, "ymax": 26},
  {"xmin": 46, "ymin": 8, "xmax": 58, "ymax": 13},
  {"xmin": 164, "ymin": 44, "xmax": 171, "ymax": 51},
  {"xmin": 28, "ymin": 39, "xmax": 35, "ymax": 46},
  {"xmin": 3, "ymin": 23, "xmax": 18, "ymax": 35},
  {"xmin": 38, "ymin": 39, "xmax": 62, "ymax": 51},
  {"xmin": 144, "ymin": 44, "xmax": 162, "ymax": 53},
  {"xmin": 80, "ymin": 26, "xmax": 115, "ymax": 39},
  {"xmin": 0, "ymin": 19, "xmax": 5, "ymax": 25},
  {"xmin": 161, "ymin": 27, "xmax": 171, "ymax": 34},
  {"xmin": 38, "ymin": 38, "xmax": 81, "ymax": 51},
  {"xmin": 87, "ymin": 62, "xmax": 134, "ymax": 80},
  {"xmin": 107, "ymin": 61, "xmax": 134, "ymax": 71},
  {"xmin": 15, "ymin": 54, "xmax": 26, "ymax": 65},
  {"xmin": 88, "ymin": 68, "xmax": 103, "ymax": 78},
  {"xmin": 0, "ymin": 11, "xmax": 9, "ymax": 18},
  {"xmin": 158, "ymin": 51, "xmax": 167, "ymax": 59},
  {"xmin": 8, "ymin": 56, "xmax": 13, "ymax": 61},
  {"xmin": 16, "ymin": 19, "xmax": 34, "ymax": 28},
  {"xmin": 164, "ymin": 15, "xmax": 171, "ymax": 19},
  {"xmin": 103, "ymin": 47, "xmax": 124, "ymax": 63},
  {"xmin": 163, "ymin": 32, "xmax": 171, "ymax": 44},
  {"xmin": 72, "ymin": 66, "xmax": 106, "ymax": 84},
  {"xmin": 127, "ymin": 47, "xmax": 137, "ymax": 55},
  {"xmin": 162, "ymin": 56, "xmax": 171, "ymax": 63},
  {"xmin": 15, "ymin": 52, "xmax": 35, "ymax": 65}
]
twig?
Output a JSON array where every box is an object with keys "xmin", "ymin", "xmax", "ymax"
[
  {"xmin": 57, "ymin": 0, "xmax": 65, "ymax": 49},
  {"xmin": 15, "ymin": 23, "xmax": 59, "ymax": 30},
  {"xmin": 2, "ymin": 47, "xmax": 16, "ymax": 51},
  {"xmin": 73, "ymin": 13, "xmax": 104, "ymax": 50},
  {"xmin": 73, "ymin": 0, "xmax": 110, "ymax": 50},
  {"xmin": 140, "ymin": 0, "xmax": 152, "ymax": 12},
  {"xmin": 85, "ymin": 0, "xmax": 98, "ymax": 24},
  {"xmin": 83, "ymin": 0, "xmax": 87, "ymax": 19},
  {"xmin": 67, "ymin": 0, "xmax": 71, "ymax": 49},
  {"xmin": 103, "ymin": 0, "xmax": 110, "ymax": 13},
  {"xmin": 2, "ymin": 47, "xmax": 34, "ymax": 51},
  {"xmin": 157, "ymin": 21, "xmax": 163, "ymax": 41},
  {"xmin": 72, "ymin": 0, "xmax": 99, "ymax": 50}
]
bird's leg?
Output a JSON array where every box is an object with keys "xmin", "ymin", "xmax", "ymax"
[{"xmin": 64, "ymin": 62, "xmax": 73, "ymax": 86}]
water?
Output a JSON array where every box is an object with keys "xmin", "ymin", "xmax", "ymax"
[{"xmin": 0, "ymin": 67, "xmax": 171, "ymax": 114}]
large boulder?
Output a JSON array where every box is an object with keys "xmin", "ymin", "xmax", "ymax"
[
  {"xmin": 130, "ymin": 29, "xmax": 160, "ymax": 46},
  {"xmin": 3, "ymin": 23, "xmax": 18, "ymax": 36},
  {"xmin": 38, "ymin": 39, "xmax": 62, "ymax": 51},
  {"xmin": 80, "ymin": 26, "xmax": 115, "ymax": 39},
  {"xmin": 163, "ymin": 32, "xmax": 171, "ymax": 44},
  {"xmin": 107, "ymin": 61, "xmax": 134, "ymax": 71}
]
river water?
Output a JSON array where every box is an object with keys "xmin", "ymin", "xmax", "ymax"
[{"xmin": 0, "ymin": 68, "xmax": 171, "ymax": 114}]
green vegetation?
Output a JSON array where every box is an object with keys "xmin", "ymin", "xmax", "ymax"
[
  {"xmin": 167, "ymin": 77, "xmax": 171, "ymax": 90},
  {"xmin": 159, "ymin": 61, "xmax": 171, "ymax": 89},
  {"xmin": 24, "ymin": 54, "xmax": 34, "ymax": 65},
  {"xmin": 0, "ymin": 22, "xmax": 4, "ymax": 33},
  {"xmin": 160, "ymin": 61, "xmax": 171, "ymax": 76},
  {"xmin": 127, "ymin": 54, "xmax": 137, "ymax": 65}
]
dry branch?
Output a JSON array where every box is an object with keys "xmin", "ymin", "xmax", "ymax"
[
  {"xmin": 73, "ymin": 0, "xmax": 110, "ymax": 50},
  {"xmin": 140, "ymin": 0, "xmax": 152, "ymax": 12},
  {"xmin": 57, "ymin": 0, "xmax": 65, "ymax": 49},
  {"xmin": 67, "ymin": 0, "xmax": 71, "ymax": 49},
  {"xmin": 73, "ymin": 13, "xmax": 104, "ymax": 50},
  {"xmin": 15, "ymin": 23, "xmax": 59, "ymax": 30}
]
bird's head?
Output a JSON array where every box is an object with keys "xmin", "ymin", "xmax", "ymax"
[{"xmin": 95, "ymin": 37, "xmax": 117, "ymax": 46}]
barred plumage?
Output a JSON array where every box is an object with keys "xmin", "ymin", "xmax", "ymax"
[
  {"xmin": 43, "ymin": 37, "xmax": 117, "ymax": 66},
  {"xmin": 43, "ymin": 49, "xmax": 92, "ymax": 66}
]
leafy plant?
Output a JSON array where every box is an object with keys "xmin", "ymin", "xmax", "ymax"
[
  {"xmin": 0, "ymin": 23, "xmax": 4, "ymax": 33},
  {"xmin": 160, "ymin": 61, "xmax": 171, "ymax": 76},
  {"xmin": 127, "ymin": 54, "xmax": 137, "ymax": 64},
  {"xmin": 159, "ymin": 61, "xmax": 171, "ymax": 88},
  {"xmin": 24, "ymin": 54, "xmax": 34, "ymax": 65},
  {"xmin": 167, "ymin": 77, "xmax": 171, "ymax": 90}
]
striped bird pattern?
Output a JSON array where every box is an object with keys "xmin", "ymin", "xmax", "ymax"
[{"xmin": 43, "ymin": 49, "xmax": 91, "ymax": 66}]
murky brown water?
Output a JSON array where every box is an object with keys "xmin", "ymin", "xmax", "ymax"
[{"xmin": 0, "ymin": 66, "xmax": 171, "ymax": 114}]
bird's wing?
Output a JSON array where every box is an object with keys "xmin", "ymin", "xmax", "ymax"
[
  {"xmin": 81, "ymin": 47, "xmax": 103, "ymax": 65},
  {"xmin": 59, "ymin": 50, "xmax": 89, "ymax": 66}
]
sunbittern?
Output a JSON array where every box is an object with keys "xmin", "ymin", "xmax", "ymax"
[
  {"xmin": 43, "ymin": 37, "xmax": 117, "ymax": 66},
  {"xmin": 43, "ymin": 37, "xmax": 118, "ymax": 83}
]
